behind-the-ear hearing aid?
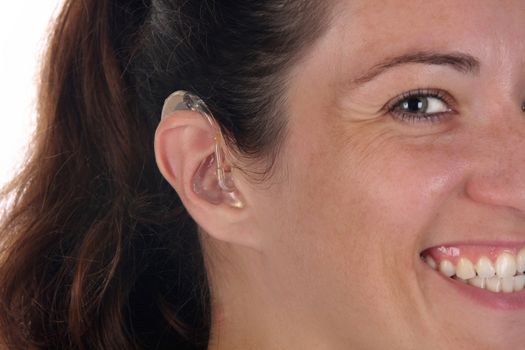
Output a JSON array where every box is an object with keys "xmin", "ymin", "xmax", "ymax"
[{"xmin": 161, "ymin": 90, "xmax": 245, "ymax": 209}]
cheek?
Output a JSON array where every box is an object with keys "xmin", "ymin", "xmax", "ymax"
[
  {"xmin": 360, "ymin": 141, "xmax": 467, "ymax": 234},
  {"xmin": 265, "ymin": 132, "xmax": 468, "ymax": 290},
  {"xmin": 346, "ymin": 145, "xmax": 469, "ymax": 271},
  {"xmin": 252, "ymin": 123, "xmax": 473, "ymax": 342}
]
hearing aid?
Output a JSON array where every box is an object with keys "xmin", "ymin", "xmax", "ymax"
[{"xmin": 161, "ymin": 90, "xmax": 245, "ymax": 209}]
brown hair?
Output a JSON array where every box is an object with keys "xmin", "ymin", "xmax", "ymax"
[{"xmin": 0, "ymin": 0, "xmax": 330, "ymax": 349}]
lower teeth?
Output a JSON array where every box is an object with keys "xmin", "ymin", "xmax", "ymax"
[{"xmin": 454, "ymin": 275, "xmax": 525, "ymax": 292}]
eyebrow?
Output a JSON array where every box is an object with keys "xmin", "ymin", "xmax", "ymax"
[{"xmin": 350, "ymin": 51, "xmax": 480, "ymax": 86}]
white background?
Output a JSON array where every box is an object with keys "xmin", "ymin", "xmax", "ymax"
[{"xmin": 0, "ymin": 1, "xmax": 63, "ymax": 189}]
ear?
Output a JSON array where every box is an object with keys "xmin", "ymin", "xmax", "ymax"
[{"xmin": 154, "ymin": 110, "xmax": 256, "ymax": 247}]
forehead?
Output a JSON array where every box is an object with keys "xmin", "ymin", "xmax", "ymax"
[
  {"xmin": 326, "ymin": 0, "xmax": 525, "ymax": 68},
  {"xmin": 337, "ymin": 0, "xmax": 524, "ymax": 36}
]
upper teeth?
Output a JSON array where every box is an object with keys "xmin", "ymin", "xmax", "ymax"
[
  {"xmin": 424, "ymin": 248, "xmax": 525, "ymax": 293},
  {"xmin": 456, "ymin": 257, "xmax": 476, "ymax": 279},
  {"xmin": 475, "ymin": 256, "xmax": 495, "ymax": 278}
]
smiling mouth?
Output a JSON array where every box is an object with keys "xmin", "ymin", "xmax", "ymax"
[{"xmin": 421, "ymin": 245, "xmax": 525, "ymax": 293}]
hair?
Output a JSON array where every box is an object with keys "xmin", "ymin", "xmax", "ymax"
[{"xmin": 0, "ymin": 1, "xmax": 331, "ymax": 349}]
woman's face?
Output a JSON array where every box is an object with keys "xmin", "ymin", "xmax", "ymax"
[{"xmin": 239, "ymin": 0, "xmax": 525, "ymax": 348}]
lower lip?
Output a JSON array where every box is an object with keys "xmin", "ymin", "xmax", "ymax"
[{"xmin": 425, "ymin": 263, "xmax": 525, "ymax": 310}]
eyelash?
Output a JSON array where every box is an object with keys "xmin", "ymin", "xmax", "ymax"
[{"xmin": 385, "ymin": 88, "xmax": 456, "ymax": 124}]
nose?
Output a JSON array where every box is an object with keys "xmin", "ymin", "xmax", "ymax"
[{"xmin": 464, "ymin": 110, "xmax": 525, "ymax": 215}]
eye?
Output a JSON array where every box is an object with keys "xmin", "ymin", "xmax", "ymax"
[
  {"xmin": 386, "ymin": 88, "xmax": 455, "ymax": 124},
  {"xmin": 399, "ymin": 96, "xmax": 446, "ymax": 114}
]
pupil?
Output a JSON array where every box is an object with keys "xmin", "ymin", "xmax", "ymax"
[{"xmin": 403, "ymin": 97, "xmax": 427, "ymax": 112}]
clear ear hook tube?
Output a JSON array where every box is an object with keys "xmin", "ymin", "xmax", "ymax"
[{"xmin": 161, "ymin": 91, "xmax": 245, "ymax": 209}]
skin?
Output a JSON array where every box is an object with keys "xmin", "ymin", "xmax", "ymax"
[{"xmin": 155, "ymin": 1, "xmax": 525, "ymax": 349}]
